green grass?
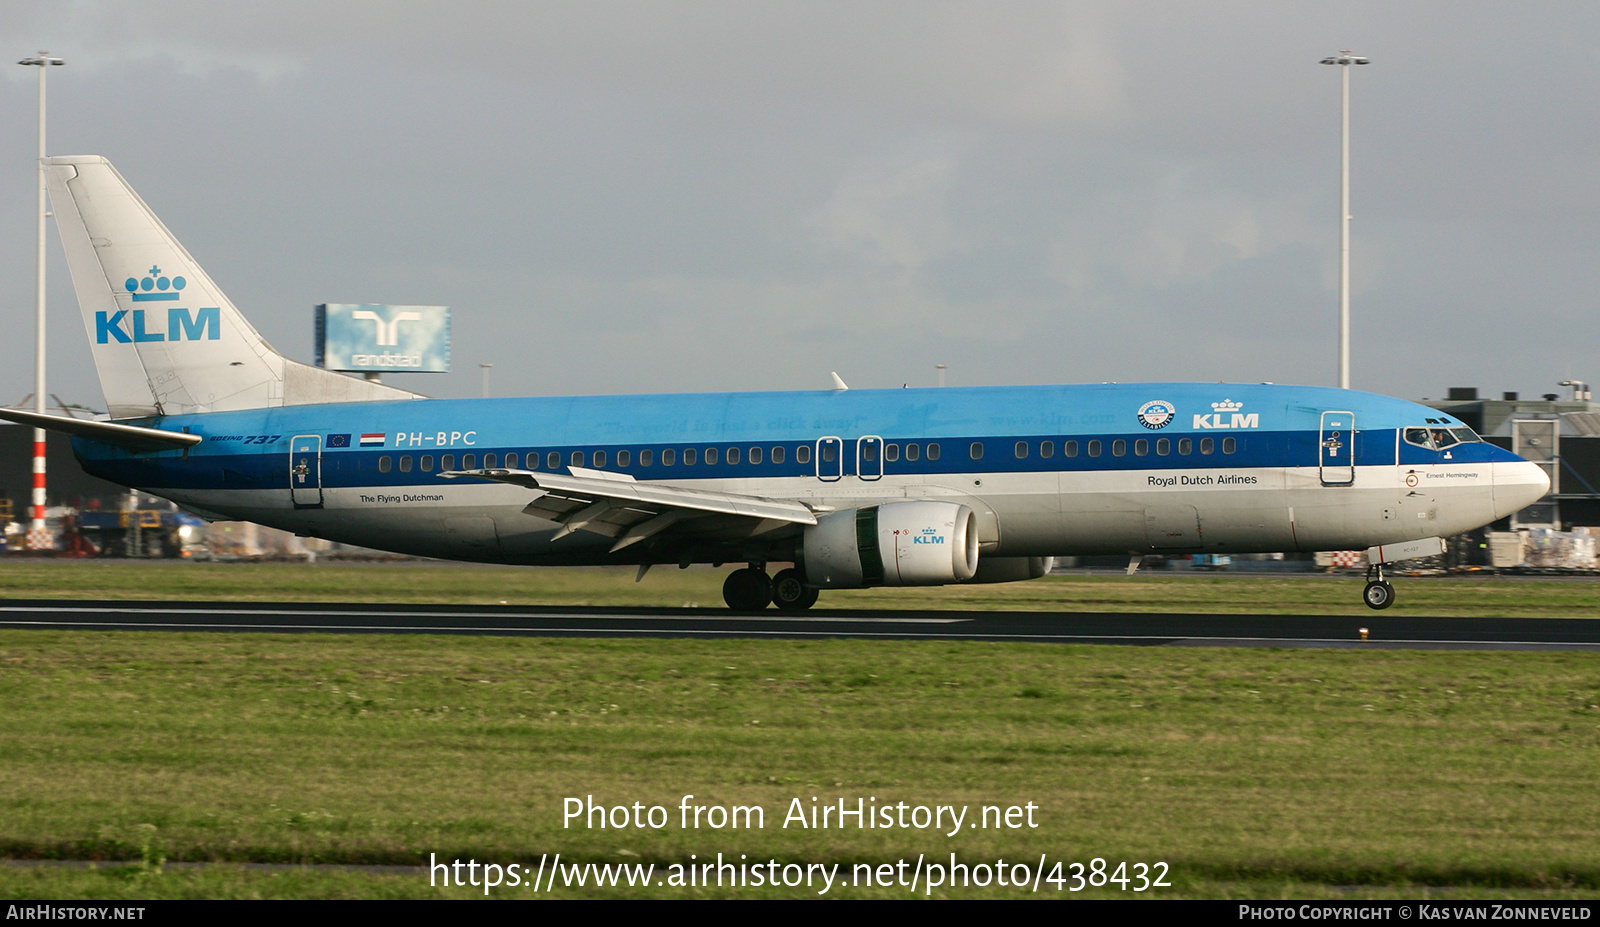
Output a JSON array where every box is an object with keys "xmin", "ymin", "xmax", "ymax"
[
  {"xmin": 0, "ymin": 559, "xmax": 1596, "ymax": 616},
  {"xmin": 2, "ymin": 629, "xmax": 1599, "ymax": 898}
]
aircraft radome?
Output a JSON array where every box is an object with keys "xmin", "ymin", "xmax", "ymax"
[{"xmin": 0, "ymin": 156, "xmax": 1550, "ymax": 611}]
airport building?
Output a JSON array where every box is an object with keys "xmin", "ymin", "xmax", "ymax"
[{"xmin": 1421, "ymin": 386, "xmax": 1600, "ymax": 530}]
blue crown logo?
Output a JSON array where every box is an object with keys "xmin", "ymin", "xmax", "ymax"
[{"xmin": 125, "ymin": 265, "xmax": 186, "ymax": 302}]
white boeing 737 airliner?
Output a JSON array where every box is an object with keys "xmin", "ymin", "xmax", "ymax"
[{"xmin": 0, "ymin": 157, "xmax": 1550, "ymax": 611}]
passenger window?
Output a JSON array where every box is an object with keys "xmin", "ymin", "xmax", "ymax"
[
  {"xmin": 399, "ymin": 455, "xmax": 413, "ymax": 473},
  {"xmin": 795, "ymin": 445, "xmax": 809, "ymax": 464},
  {"xmin": 1156, "ymin": 438, "xmax": 1170, "ymax": 456},
  {"xmin": 970, "ymin": 442, "xmax": 984, "ymax": 460},
  {"xmin": 546, "ymin": 451, "xmax": 560, "ymax": 470},
  {"xmin": 1178, "ymin": 438, "xmax": 1192, "ymax": 455},
  {"xmin": 483, "ymin": 453, "xmax": 497, "ymax": 468},
  {"xmin": 820, "ymin": 444, "xmax": 835, "ymax": 463},
  {"xmin": 1040, "ymin": 440, "xmax": 1054, "ymax": 459},
  {"xmin": 421, "ymin": 454, "xmax": 435, "ymax": 472},
  {"xmin": 883, "ymin": 444, "xmax": 897, "ymax": 462},
  {"xmin": 1015, "ymin": 441, "xmax": 1028, "ymax": 459},
  {"xmin": 905, "ymin": 444, "xmax": 919, "ymax": 461},
  {"xmin": 1134, "ymin": 439, "xmax": 1148, "ymax": 457},
  {"xmin": 862, "ymin": 443, "xmax": 877, "ymax": 462},
  {"xmin": 727, "ymin": 447, "xmax": 739, "ymax": 465},
  {"xmin": 749, "ymin": 446, "xmax": 762, "ymax": 464},
  {"xmin": 1112, "ymin": 439, "xmax": 1126, "ymax": 457},
  {"xmin": 639, "ymin": 449, "xmax": 653, "ymax": 467},
  {"xmin": 570, "ymin": 450, "xmax": 585, "ymax": 468},
  {"xmin": 684, "ymin": 448, "xmax": 698, "ymax": 466},
  {"xmin": 378, "ymin": 456, "xmax": 392, "ymax": 473},
  {"xmin": 662, "ymin": 448, "xmax": 676, "ymax": 466},
  {"xmin": 617, "ymin": 450, "xmax": 631, "ymax": 467},
  {"xmin": 592, "ymin": 450, "xmax": 606, "ymax": 468},
  {"xmin": 442, "ymin": 454, "xmax": 455, "ymax": 470},
  {"xmin": 1064, "ymin": 440, "xmax": 1078, "ymax": 457},
  {"xmin": 1223, "ymin": 437, "xmax": 1237, "ymax": 454},
  {"xmin": 504, "ymin": 452, "xmax": 517, "ymax": 468},
  {"xmin": 1087, "ymin": 440, "xmax": 1101, "ymax": 458},
  {"xmin": 704, "ymin": 447, "xmax": 718, "ymax": 465},
  {"xmin": 772, "ymin": 446, "xmax": 786, "ymax": 464},
  {"xmin": 1200, "ymin": 438, "xmax": 1214, "ymax": 455},
  {"xmin": 927, "ymin": 443, "xmax": 940, "ymax": 460},
  {"xmin": 462, "ymin": 453, "xmax": 477, "ymax": 469}
]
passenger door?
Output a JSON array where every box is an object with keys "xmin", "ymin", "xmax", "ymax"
[
  {"xmin": 290, "ymin": 434, "xmax": 324, "ymax": 507},
  {"xmin": 1318, "ymin": 411, "xmax": 1355, "ymax": 486}
]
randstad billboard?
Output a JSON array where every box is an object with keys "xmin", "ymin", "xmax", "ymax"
[{"xmin": 315, "ymin": 304, "xmax": 451, "ymax": 373}]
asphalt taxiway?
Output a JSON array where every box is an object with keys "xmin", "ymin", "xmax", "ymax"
[{"xmin": 1, "ymin": 600, "xmax": 1598, "ymax": 650}]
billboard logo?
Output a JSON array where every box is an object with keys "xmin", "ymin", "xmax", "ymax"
[
  {"xmin": 315, "ymin": 304, "xmax": 450, "ymax": 374},
  {"xmin": 351, "ymin": 308, "xmax": 422, "ymax": 346}
]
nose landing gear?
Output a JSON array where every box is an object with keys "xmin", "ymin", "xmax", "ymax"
[{"xmin": 1362, "ymin": 562, "xmax": 1395, "ymax": 610}]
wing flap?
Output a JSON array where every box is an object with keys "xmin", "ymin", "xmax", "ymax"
[{"xmin": 440, "ymin": 466, "xmax": 818, "ymax": 543}]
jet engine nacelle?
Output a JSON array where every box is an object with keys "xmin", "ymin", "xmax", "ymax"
[
  {"xmin": 803, "ymin": 501, "xmax": 978, "ymax": 588},
  {"xmin": 967, "ymin": 556, "xmax": 1055, "ymax": 584}
]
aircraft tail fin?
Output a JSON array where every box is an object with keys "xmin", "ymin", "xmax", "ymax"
[{"xmin": 45, "ymin": 156, "xmax": 420, "ymax": 419}]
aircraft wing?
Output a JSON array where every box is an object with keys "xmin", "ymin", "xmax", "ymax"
[{"xmin": 439, "ymin": 466, "xmax": 818, "ymax": 551}]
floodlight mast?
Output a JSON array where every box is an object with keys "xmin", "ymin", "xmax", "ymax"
[
  {"xmin": 1321, "ymin": 50, "xmax": 1368, "ymax": 391},
  {"xmin": 18, "ymin": 51, "xmax": 63, "ymax": 550}
]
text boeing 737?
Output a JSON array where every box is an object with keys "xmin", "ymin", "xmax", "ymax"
[{"xmin": 0, "ymin": 156, "xmax": 1549, "ymax": 611}]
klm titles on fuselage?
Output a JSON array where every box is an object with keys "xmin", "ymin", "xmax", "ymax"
[{"xmin": 1190, "ymin": 400, "xmax": 1258, "ymax": 430}]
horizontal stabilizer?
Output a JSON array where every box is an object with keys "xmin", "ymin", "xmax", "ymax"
[{"xmin": 0, "ymin": 408, "xmax": 201, "ymax": 450}]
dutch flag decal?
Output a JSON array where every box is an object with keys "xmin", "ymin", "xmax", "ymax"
[{"xmin": 360, "ymin": 433, "xmax": 386, "ymax": 447}]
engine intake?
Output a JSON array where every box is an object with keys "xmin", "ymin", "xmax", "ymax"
[{"xmin": 803, "ymin": 501, "xmax": 978, "ymax": 588}]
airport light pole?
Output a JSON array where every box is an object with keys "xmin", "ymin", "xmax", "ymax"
[
  {"xmin": 480, "ymin": 362, "xmax": 493, "ymax": 398},
  {"xmin": 1321, "ymin": 50, "xmax": 1367, "ymax": 391},
  {"xmin": 18, "ymin": 51, "xmax": 62, "ymax": 550}
]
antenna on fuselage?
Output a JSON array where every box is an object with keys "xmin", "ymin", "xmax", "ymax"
[{"xmin": 830, "ymin": 372, "xmax": 849, "ymax": 391}]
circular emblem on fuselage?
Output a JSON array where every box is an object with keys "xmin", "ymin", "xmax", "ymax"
[{"xmin": 1137, "ymin": 400, "xmax": 1175, "ymax": 430}]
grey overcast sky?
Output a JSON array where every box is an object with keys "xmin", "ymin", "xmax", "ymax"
[{"xmin": 2, "ymin": 1, "xmax": 1597, "ymax": 409}]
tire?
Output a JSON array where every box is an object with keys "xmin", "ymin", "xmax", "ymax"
[
  {"xmin": 771, "ymin": 568, "xmax": 819, "ymax": 611},
  {"xmin": 1362, "ymin": 580, "xmax": 1395, "ymax": 610},
  {"xmin": 722, "ymin": 568, "xmax": 772, "ymax": 611}
]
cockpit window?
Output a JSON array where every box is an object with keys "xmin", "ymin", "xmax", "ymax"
[
  {"xmin": 1405, "ymin": 425, "xmax": 1482, "ymax": 451},
  {"xmin": 1404, "ymin": 427, "xmax": 1437, "ymax": 449}
]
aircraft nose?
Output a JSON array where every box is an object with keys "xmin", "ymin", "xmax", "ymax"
[{"xmin": 1492, "ymin": 459, "xmax": 1551, "ymax": 520}]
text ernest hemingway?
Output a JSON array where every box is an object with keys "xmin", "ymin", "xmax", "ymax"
[{"xmin": 564, "ymin": 795, "xmax": 1039, "ymax": 838}]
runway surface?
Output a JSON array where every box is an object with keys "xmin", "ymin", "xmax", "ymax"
[{"xmin": 2, "ymin": 599, "xmax": 1599, "ymax": 650}]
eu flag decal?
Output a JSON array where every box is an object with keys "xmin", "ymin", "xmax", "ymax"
[{"xmin": 326, "ymin": 434, "xmax": 351, "ymax": 448}]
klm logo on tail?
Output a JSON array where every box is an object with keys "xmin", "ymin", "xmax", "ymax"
[
  {"xmin": 97, "ymin": 307, "xmax": 220, "ymax": 344},
  {"xmin": 97, "ymin": 266, "xmax": 220, "ymax": 344}
]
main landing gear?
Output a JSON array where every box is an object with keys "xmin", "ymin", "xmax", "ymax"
[
  {"xmin": 1362, "ymin": 561, "xmax": 1395, "ymax": 611},
  {"xmin": 722, "ymin": 565, "xmax": 819, "ymax": 611}
]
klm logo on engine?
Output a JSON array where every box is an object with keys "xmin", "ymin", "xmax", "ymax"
[
  {"xmin": 1192, "ymin": 399, "xmax": 1259, "ymax": 430},
  {"xmin": 97, "ymin": 307, "xmax": 220, "ymax": 344},
  {"xmin": 97, "ymin": 266, "xmax": 220, "ymax": 344},
  {"xmin": 912, "ymin": 527, "xmax": 945, "ymax": 545}
]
